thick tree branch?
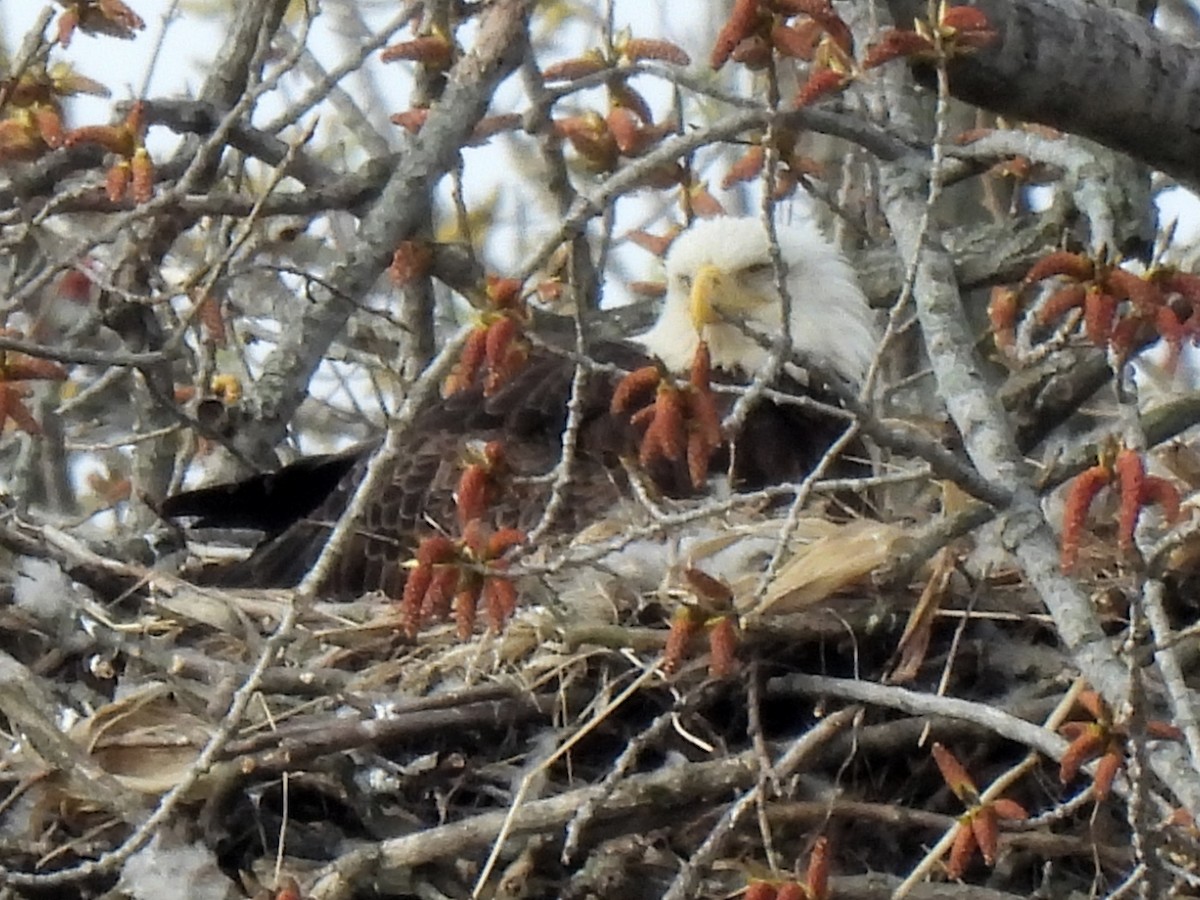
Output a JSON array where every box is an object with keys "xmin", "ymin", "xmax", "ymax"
[{"xmin": 886, "ymin": 0, "xmax": 1200, "ymax": 185}]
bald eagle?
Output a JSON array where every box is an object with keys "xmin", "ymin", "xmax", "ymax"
[
  {"xmin": 163, "ymin": 213, "xmax": 878, "ymax": 598},
  {"xmin": 640, "ymin": 215, "xmax": 875, "ymax": 381}
]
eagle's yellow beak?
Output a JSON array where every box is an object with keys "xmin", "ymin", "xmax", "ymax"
[
  {"xmin": 689, "ymin": 264, "xmax": 727, "ymax": 330},
  {"xmin": 689, "ymin": 263, "xmax": 769, "ymax": 333}
]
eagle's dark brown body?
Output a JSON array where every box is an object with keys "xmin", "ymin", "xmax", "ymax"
[{"xmin": 163, "ymin": 339, "xmax": 864, "ymax": 599}]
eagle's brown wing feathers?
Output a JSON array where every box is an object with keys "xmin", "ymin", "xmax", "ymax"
[
  {"xmin": 165, "ymin": 339, "xmax": 864, "ymax": 597},
  {"xmin": 173, "ymin": 347, "xmax": 630, "ymax": 597}
]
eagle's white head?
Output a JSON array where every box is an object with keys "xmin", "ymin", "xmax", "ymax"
[{"xmin": 635, "ymin": 215, "xmax": 878, "ymax": 384}]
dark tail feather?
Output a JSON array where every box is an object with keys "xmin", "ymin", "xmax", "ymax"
[
  {"xmin": 161, "ymin": 447, "xmax": 365, "ymax": 534},
  {"xmin": 187, "ymin": 521, "xmax": 332, "ymax": 589}
]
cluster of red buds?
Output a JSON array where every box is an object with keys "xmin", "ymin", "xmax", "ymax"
[
  {"xmin": 401, "ymin": 441, "xmax": 524, "ymax": 639},
  {"xmin": 744, "ymin": 837, "xmax": 830, "ymax": 900},
  {"xmin": 711, "ymin": 0, "xmax": 858, "ymax": 108},
  {"xmin": 861, "ymin": 3, "xmax": 997, "ymax": 70},
  {"xmin": 712, "ymin": 0, "xmax": 852, "ymax": 73},
  {"xmin": 710, "ymin": 1, "xmax": 996, "ymax": 109},
  {"xmin": 0, "ymin": 107, "xmax": 60, "ymax": 164},
  {"xmin": 0, "ymin": 332, "xmax": 70, "ymax": 435},
  {"xmin": 721, "ymin": 127, "xmax": 825, "ymax": 200},
  {"xmin": 56, "ymin": 0, "xmax": 145, "ymax": 47},
  {"xmin": 402, "ymin": 523, "xmax": 523, "ymax": 639},
  {"xmin": 990, "ymin": 251, "xmax": 1200, "ymax": 371},
  {"xmin": 551, "ymin": 110, "xmax": 680, "ymax": 184},
  {"xmin": 0, "ymin": 63, "xmax": 108, "ymax": 163},
  {"xmin": 542, "ymin": 30, "xmax": 689, "ymax": 183},
  {"xmin": 544, "ymin": 31, "xmax": 690, "ymax": 84},
  {"xmin": 441, "ymin": 276, "xmax": 530, "ymax": 398},
  {"xmin": 662, "ymin": 567, "xmax": 740, "ymax": 678},
  {"xmin": 1060, "ymin": 444, "xmax": 1182, "ymax": 572},
  {"xmin": 705, "ymin": 0, "xmax": 998, "ymax": 192},
  {"xmin": 1059, "ymin": 689, "xmax": 1182, "ymax": 801},
  {"xmin": 931, "ymin": 743, "xmax": 1028, "ymax": 880},
  {"xmin": 663, "ymin": 606, "xmax": 739, "ymax": 679},
  {"xmin": 453, "ymin": 440, "xmax": 506, "ymax": 529},
  {"xmin": 64, "ymin": 100, "xmax": 154, "ymax": 204},
  {"xmin": 611, "ymin": 342, "xmax": 722, "ymax": 491}
]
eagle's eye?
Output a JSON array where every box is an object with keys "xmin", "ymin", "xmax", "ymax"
[
  {"xmin": 742, "ymin": 261, "xmax": 779, "ymax": 279},
  {"xmin": 677, "ymin": 274, "xmax": 693, "ymax": 291}
]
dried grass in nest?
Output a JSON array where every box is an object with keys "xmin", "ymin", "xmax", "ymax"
[{"xmin": 0, "ymin": 506, "xmax": 1174, "ymax": 900}]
